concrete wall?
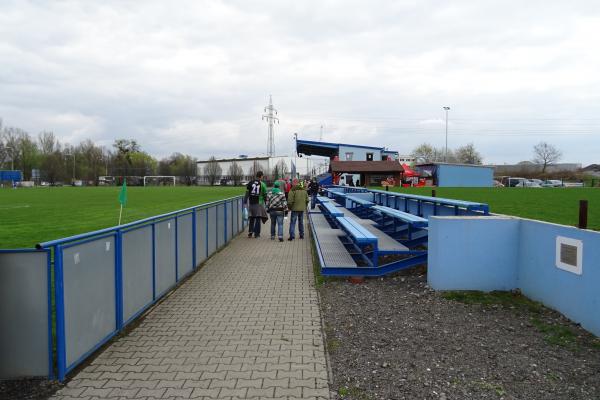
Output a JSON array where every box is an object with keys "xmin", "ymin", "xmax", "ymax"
[
  {"xmin": 428, "ymin": 215, "xmax": 600, "ymax": 336},
  {"xmin": 437, "ymin": 164, "xmax": 493, "ymax": 187}
]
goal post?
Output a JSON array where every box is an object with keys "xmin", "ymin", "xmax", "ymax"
[{"xmin": 143, "ymin": 176, "xmax": 176, "ymax": 187}]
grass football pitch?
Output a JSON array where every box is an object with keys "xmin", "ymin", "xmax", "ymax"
[
  {"xmin": 387, "ymin": 186, "xmax": 599, "ymax": 231},
  {"xmin": 0, "ymin": 186, "xmax": 244, "ymax": 248},
  {"xmin": 0, "ymin": 186, "xmax": 598, "ymax": 249}
]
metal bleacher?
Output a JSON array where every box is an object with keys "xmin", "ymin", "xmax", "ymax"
[{"xmin": 310, "ymin": 186, "xmax": 490, "ymax": 277}]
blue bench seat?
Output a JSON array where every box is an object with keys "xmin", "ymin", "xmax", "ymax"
[
  {"xmin": 371, "ymin": 205, "xmax": 428, "ymax": 227},
  {"xmin": 335, "ymin": 216, "xmax": 377, "ymax": 246},
  {"xmin": 319, "ymin": 201, "xmax": 344, "ymax": 217},
  {"xmin": 345, "ymin": 195, "xmax": 375, "ymax": 208}
]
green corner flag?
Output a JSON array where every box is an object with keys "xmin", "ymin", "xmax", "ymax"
[
  {"xmin": 118, "ymin": 180, "xmax": 128, "ymax": 206},
  {"xmin": 118, "ymin": 180, "xmax": 127, "ymax": 225}
]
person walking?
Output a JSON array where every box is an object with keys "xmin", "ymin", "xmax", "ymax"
[
  {"xmin": 287, "ymin": 180, "xmax": 308, "ymax": 240},
  {"xmin": 308, "ymin": 177, "xmax": 319, "ymax": 209},
  {"xmin": 284, "ymin": 178, "xmax": 292, "ymax": 200},
  {"xmin": 266, "ymin": 181, "xmax": 288, "ymax": 242},
  {"xmin": 244, "ymin": 171, "xmax": 268, "ymax": 238}
]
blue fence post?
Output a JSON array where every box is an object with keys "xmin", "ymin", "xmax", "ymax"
[
  {"xmin": 224, "ymin": 202, "xmax": 228, "ymax": 243},
  {"xmin": 115, "ymin": 230, "xmax": 123, "ymax": 331},
  {"xmin": 192, "ymin": 208, "xmax": 197, "ymax": 269},
  {"xmin": 45, "ymin": 250, "xmax": 54, "ymax": 379},
  {"xmin": 205, "ymin": 208, "xmax": 209, "ymax": 259},
  {"xmin": 175, "ymin": 217, "xmax": 179, "ymax": 281},
  {"xmin": 151, "ymin": 223, "xmax": 156, "ymax": 300},
  {"xmin": 54, "ymin": 244, "xmax": 67, "ymax": 382}
]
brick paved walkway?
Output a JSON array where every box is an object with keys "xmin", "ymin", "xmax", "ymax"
[{"xmin": 52, "ymin": 218, "xmax": 330, "ymax": 400}]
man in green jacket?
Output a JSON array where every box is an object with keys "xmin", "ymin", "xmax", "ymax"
[{"xmin": 287, "ymin": 179, "xmax": 309, "ymax": 240}]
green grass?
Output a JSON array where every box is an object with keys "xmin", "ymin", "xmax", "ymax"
[
  {"xmin": 382, "ymin": 187, "xmax": 600, "ymax": 230},
  {"xmin": 0, "ymin": 186, "xmax": 244, "ymax": 248},
  {"xmin": 442, "ymin": 290, "xmax": 543, "ymax": 313},
  {"xmin": 530, "ymin": 317, "xmax": 578, "ymax": 349}
]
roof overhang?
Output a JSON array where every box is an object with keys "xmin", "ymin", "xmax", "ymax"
[{"xmin": 330, "ymin": 160, "xmax": 404, "ymax": 174}]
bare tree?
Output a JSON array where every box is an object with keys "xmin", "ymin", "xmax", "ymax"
[
  {"xmin": 455, "ymin": 143, "xmax": 483, "ymax": 165},
  {"xmin": 533, "ymin": 142, "xmax": 562, "ymax": 173},
  {"xmin": 228, "ymin": 161, "xmax": 243, "ymax": 185},
  {"xmin": 203, "ymin": 156, "xmax": 222, "ymax": 185},
  {"xmin": 274, "ymin": 159, "xmax": 289, "ymax": 178},
  {"xmin": 411, "ymin": 143, "xmax": 456, "ymax": 163},
  {"xmin": 249, "ymin": 160, "xmax": 265, "ymax": 178}
]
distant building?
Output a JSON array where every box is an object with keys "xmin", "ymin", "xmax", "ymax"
[
  {"xmin": 415, "ymin": 163, "xmax": 494, "ymax": 187},
  {"xmin": 296, "ymin": 139, "xmax": 402, "ymax": 186},
  {"xmin": 296, "ymin": 139, "xmax": 399, "ymax": 162},
  {"xmin": 196, "ymin": 155, "xmax": 324, "ymax": 184}
]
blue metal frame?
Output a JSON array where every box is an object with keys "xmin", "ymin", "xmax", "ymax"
[
  {"xmin": 175, "ymin": 216, "xmax": 179, "ymax": 281},
  {"xmin": 115, "ymin": 230, "xmax": 123, "ymax": 331},
  {"xmin": 0, "ymin": 197, "xmax": 244, "ymax": 382},
  {"xmin": 54, "ymin": 245, "xmax": 66, "ymax": 381},
  {"xmin": 192, "ymin": 209, "xmax": 197, "ymax": 269}
]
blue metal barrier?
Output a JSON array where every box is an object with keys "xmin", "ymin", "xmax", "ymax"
[{"xmin": 1, "ymin": 195, "xmax": 247, "ymax": 382}]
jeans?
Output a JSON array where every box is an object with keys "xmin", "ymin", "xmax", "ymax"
[
  {"xmin": 310, "ymin": 193, "xmax": 317, "ymax": 209},
  {"xmin": 289, "ymin": 211, "xmax": 304, "ymax": 239},
  {"xmin": 248, "ymin": 216, "xmax": 261, "ymax": 237},
  {"xmin": 269, "ymin": 211, "xmax": 284, "ymax": 239}
]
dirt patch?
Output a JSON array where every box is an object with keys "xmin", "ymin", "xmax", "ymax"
[
  {"xmin": 0, "ymin": 378, "xmax": 62, "ymax": 400},
  {"xmin": 320, "ymin": 270, "xmax": 600, "ymax": 400}
]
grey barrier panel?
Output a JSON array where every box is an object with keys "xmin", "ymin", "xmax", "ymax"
[
  {"xmin": 177, "ymin": 214, "xmax": 194, "ymax": 278},
  {"xmin": 207, "ymin": 206, "xmax": 217, "ymax": 256},
  {"xmin": 155, "ymin": 219, "xmax": 176, "ymax": 296},
  {"xmin": 0, "ymin": 251, "xmax": 49, "ymax": 379},
  {"xmin": 122, "ymin": 226, "xmax": 153, "ymax": 323},
  {"xmin": 238, "ymin": 198, "xmax": 243, "ymax": 232},
  {"xmin": 233, "ymin": 199, "xmax": 239, "ymax": 234},
  {"xmin": 217, "ymin": 204, "xmax": 225, "ymax": 248},
  {"xmin": 195, "ymin": 208, "xmax": 207, "ymax": 264},
  {"xmin": 226, "ymin": 201, "xmax": 233, "ymax": 242},
  {"xmin": 63, "ymin": 237, "xmax": 116, "ymax": 367}
]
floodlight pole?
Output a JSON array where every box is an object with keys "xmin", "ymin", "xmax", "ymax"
[
  {"xmin": 443, "ymin": 106, "xmax": 450, "ymax": 162},
  {"xmin": 65, "ymin": 152, "xmax": 75, "ymax": 182},
  {"xmin": 293, "ymin": 132, "xmax": 298, "ymax": 179}
]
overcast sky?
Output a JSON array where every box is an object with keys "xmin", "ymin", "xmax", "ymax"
[{"xmin": 1, "ymin": 0, "xmax": 599, "ymax": 165}]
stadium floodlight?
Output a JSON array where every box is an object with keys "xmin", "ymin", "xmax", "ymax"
[
  {"xmin": 64, "ymin": 152, "xmax": 75, "ymax": 181},
  {"xmin": 443, "ymin": 106, "xmax": 450, "ymax": 162}
]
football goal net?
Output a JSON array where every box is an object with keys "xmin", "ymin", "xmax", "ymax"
[{"xmin": 143, "ymin": 176, "xmax": 176, "ymax": 186}]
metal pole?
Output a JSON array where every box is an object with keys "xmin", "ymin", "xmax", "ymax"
[
  {"xmin": 579, "ymin": 200, "xmax": 588, "ymax": 229},
  {"xmin": 443, "ymin": 106, "xmax": 450, "ymax": 162},
  {"xmin": 293, "ymin": 132, "xmax": 298, "ymax": 179}
]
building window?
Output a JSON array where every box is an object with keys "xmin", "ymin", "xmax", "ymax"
[
  {"xmin": 367, "ymin": 153, "xmax": 374, "ymax": 161},
  {"xmin": 345, "ymin": 152, "xmax": 353, "ymax": 161}
]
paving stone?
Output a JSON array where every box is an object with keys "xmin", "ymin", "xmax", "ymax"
[{"xmin": 51, "ymin": 217, "xmax": 329, "ymax": 399}]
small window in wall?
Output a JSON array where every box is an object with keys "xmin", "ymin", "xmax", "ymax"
[
  {"xmin": 367, "ymin": 153, "xmax": 374, "ymax": 161},
  {"xmin": 345, "ymin": 152, "xmax": 353, "ymax": 161},
  {"xmin": 555, "ymin": 236, "xmax": 583, "ymax": 275}
]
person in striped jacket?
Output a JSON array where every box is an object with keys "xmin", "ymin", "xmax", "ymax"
[{"xmin": 266, "ymin": 181, "xmax": 288, "ymax": 242}]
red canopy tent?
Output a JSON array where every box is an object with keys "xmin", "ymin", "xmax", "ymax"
[{"xmin": 402, "ymin": 163, "xmax": 419, "ymax": 177}]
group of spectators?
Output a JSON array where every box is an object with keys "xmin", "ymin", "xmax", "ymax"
[{"xmin": 243, "ymin": 171, "xmax": 320, "ymax": 242}]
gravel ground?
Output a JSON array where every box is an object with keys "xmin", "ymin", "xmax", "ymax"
[
  {"xmin": 320, "ymin": 269, "xmax": 600, "ymax": 400},
  {"xmin": 0, "ymin": 378, "xmax": 61, "ymax": 400}
]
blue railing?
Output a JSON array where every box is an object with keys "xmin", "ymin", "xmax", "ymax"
[{"xmin": 0, "ymin": 195, "xmax": 245, "ymax": 381}]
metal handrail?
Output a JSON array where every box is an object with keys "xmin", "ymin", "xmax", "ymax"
[{"xmin": 36, "ymin": 195, "xmax": 244, "ymax": 249}]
